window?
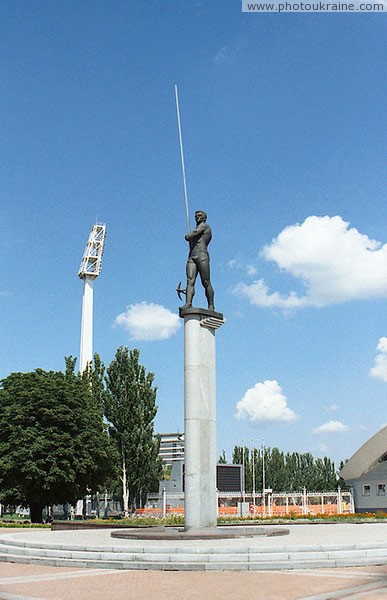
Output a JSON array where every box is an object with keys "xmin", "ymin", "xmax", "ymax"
[
  {"xmin": 362, "ymin": 484, "xmax": 371, "ymax": 496},
  {"xmin": 377, "ymin": 483, "xmax": 386, "ymax": 496}
]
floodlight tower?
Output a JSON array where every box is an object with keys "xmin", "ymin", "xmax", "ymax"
[{"xmin": 78, "ymin": 224, "xmax": 106, "ymax": 373}]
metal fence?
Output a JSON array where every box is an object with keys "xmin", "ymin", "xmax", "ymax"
[
  {"xmin": 136, "ymin": 487, "xmax": 354, "ymax": 518},
  {"xmin": 2, "ymin": 488, "xmax": 354, "ymax": 521}
]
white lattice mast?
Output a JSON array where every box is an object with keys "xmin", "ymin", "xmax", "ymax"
[{"xmin": 78, "ymin": 224, "xmax": 106, "ymax": 373}]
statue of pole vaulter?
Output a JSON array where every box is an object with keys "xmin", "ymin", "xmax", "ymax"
[{"xmin": 181, "ymin": 210, "xmax": 215, "ymax": 310}]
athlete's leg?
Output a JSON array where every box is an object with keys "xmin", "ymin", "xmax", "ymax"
[
  {"xmin": 198, "ymin": 260, "xmax": 214, "ymax": 310},
  {"xmin": 182, "ymin": 260, "xmax": 198, "ymax": 308}
]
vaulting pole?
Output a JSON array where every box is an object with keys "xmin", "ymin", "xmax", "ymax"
[{"xmin": 174, "ymin": 84, "xmax": 191, "ymax": 234}]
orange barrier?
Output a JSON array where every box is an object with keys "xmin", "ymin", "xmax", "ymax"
[
  {"xmin": 247, "ymin": 502, "xmax": 343, "ymax": 516},
  {"xmin": 136, "ymin": 501, "xmax": 349, "ymax": 518},
  {"xmin": 167, "ymin": 505, "xmax": 185, "ymax": 514},
  {"xmin": 136, "ymin": 507, "xmax": 162, "ymax": 516},
  {"xmin": 218, "ymin": 506, "xmax": 238, "ymax": 515}
]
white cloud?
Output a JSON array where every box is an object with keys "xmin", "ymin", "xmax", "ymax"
[
  {"xmin": 234, "ymin": 215, "xmax": 387, "ymax": 309},
  {"xmin": 228, "ymin": 259, "xmax": 257, "ymax": 277},
  {"xmin": 115, "ymin": 302, "xmax": 181, "ymax": 341},
  {"xmin": 214, "ymin": 45, "xmax": 228, "ymax": 63},
  {"xmin": 369, "ymin": 337, "xmax": 387, "ymax": 382},
  {"xmin": 317, "ymin": 443, "xmax": 329, "ymax": 453},
  {"xmin": 213, "ymin": 36, "xmax": 249, "ymax": 64},
  {"xmin": 246, "ymin": 265, "xmax": 258, "ymax": 277},
  {"xmin": 313, "ymin": 420, "xmax": 348, "ymax": 434},
  {"xmin": 235, "ymin": 380, "xmax": 297, "ymax": 423},
  {"xmin": 325, "ymin": 404, "xmax": 340, "ymax": 412},
  {"xmin": 234, "ymin": 279, "xmax": 309, "ymax": 309}
]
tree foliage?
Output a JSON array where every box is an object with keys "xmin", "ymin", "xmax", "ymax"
[
  {"xmin": 218, "ymin": 450, "xmax": 227, "ymax": 464},
  {"xmin": 0, "ymin": 359, "xmax": 117, "ymax": 523},
  {"xmin": 230, "ymin": 445, "xmax": 339, "ymax": 493},
  {"xmin": 103, "ymin": 347, "xmax": 162, "ymax": 514}
]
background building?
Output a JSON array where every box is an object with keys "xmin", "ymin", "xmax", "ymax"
[
  {"xmin": 157, "ymin": 432, "xmax": 185, "ymax": 466},
  {"xmin": 340, "ymin": 425, "xmax": 387, "ymax": 513}
]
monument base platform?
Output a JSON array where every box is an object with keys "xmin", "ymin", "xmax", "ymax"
[
  {"xmin": 111, "ymin": 525, "xmax": 289, "ymax": 540},
  {"xmin": 1, "ymin": 524, "xmax": 387, "ymax": 571}
]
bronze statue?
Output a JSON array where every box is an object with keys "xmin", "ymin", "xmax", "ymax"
[{"xmin": 180, "ymin": 210, "xmax": 215, "ymax": 310}]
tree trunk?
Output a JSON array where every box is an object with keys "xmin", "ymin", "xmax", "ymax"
[
  {"xmin": 122, "ymin": 460, "xmax": 129, "ymax": 518},
  {"xmin": 29, "ymin": 501, "xmax": 44, "ymax": 524}
]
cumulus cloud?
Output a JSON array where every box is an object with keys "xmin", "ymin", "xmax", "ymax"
[
  {"xmin": 313, "ymin": 421, "xmax": 348, "ymax": 434},
  {"xmin": 235, "ymin": 380, "xmax": 297, "ymax": 423},
  {"xmin": 115, "ymin": 302, "xmax": 181, "ymax": 341},
  {"xmin": 234, "ymin": 215, "xmax": 387, "ymax": 309},
  {"xmin": 234, "ymin": 279, "xmax": 309, "ymax": 309},
  {"xmin": 369, "ymin": 337, "xmax": 387, "ymax": 382}
]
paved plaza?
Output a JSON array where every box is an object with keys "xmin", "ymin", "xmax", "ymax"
[
  {"xmin": 1, "ymin": 561, "xmax": 387, "ymax": 600},
  {"xmin": 0, "ymin": 526, "xmax": 387, "ymax": 599}
]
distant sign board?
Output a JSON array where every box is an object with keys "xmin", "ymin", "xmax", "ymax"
[
  {"xmin": 182, "ymin": 463, "xmax": 243, "ymax": 493},
  {"xmin": 216, "ymin": 464, "xmax": 243, "ymax": 492}
]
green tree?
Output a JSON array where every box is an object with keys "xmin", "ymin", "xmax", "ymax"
[
  {"xmin": 312, "ymin": 457, "xmax": 338, "ymax": 491},
  {"xmin": 81, "ymin": 354, "xmax": 120, "ymax": 516},
  {"xmin": 104, "ymin": 347, "xmax": 162, "ymax": 515},
  {"xmin": 232, "ymin": 445, "xmax": 340, "ymax": 493},
  {"xmin": 0, "ymin": 360, "xmax": 116, "ymax": 523},
  {"xmin": 265, "ymin": 447, "xmax": 286, "ymax": 491},
  {"xmin": 232, "ymin": 446, "xmax": 253, "ymax": 493},
  {"xmin": 218, "ymin": 450, "xmax": 227, "ymax": 464},
  {"xmin": 337, "ymin": 459, "xmax": 350, "ymax": 491}
]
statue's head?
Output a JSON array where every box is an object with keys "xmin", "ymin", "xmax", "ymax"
[{"xmin": 195, "ymin": 210, "xmax": 207, "ymax": 223}]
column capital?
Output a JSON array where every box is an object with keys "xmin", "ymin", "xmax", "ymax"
[
  {"xmin": 179, "ymin": 307, "xmax": 224, "ymax": 330},
  {"xmin": 179, "ymin": 306, "xmax": 224, "ymax": 320}
]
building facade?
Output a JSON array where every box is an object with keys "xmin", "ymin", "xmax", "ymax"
[
  {"xmin": 340, "ymin": 425, "xmax": 387, "ymax": 513},
  {"xmin": 157, "ymin": 432, "xmax": 185, "ymax": 466}
]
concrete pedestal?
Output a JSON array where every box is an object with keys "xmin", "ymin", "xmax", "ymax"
[{"xmin": 179, "ymin": 307, "xmax": 224, "ymax": 531}]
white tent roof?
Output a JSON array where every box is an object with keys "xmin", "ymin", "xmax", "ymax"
[{"xmin": 340, "ymin": 425, "xmax": 387, "ymax": 481}]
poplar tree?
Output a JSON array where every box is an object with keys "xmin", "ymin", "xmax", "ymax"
[
  {"xmin": 104, "ymin": 347, "xmax": 162, "ymax": 515},
  {"xmin": 232, "ymin": 445, "xmax": 340, "ymax": 493}
]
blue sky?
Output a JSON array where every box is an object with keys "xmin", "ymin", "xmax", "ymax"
[{"xmin": 1, "ymin": 1, "xmax": 386, "ymax": 471}]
